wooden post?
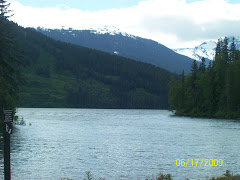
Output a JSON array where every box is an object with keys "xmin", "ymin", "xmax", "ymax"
[{"xmin": 3, "ymin": 109, "xmax": 13, "ymax": 180}]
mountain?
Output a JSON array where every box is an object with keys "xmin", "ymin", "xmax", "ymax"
[
  {"xmin": 10, "ymin": 23, "xmax": 177, "ymax": 109},
  {"xmin": 36, "ymin": 26, "xmax": 194, "ymax": 73},
  {"xmin": 174, "ymin": 40, "xmax": 216, "ymax": 62},
  {"xmin": 174, "ymin": 37, "xmax": 240, "ymax": 61}
]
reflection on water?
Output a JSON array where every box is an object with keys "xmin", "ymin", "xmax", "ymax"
[{"xmin": 0, "ymin": 108, "xmax": 240, "ymax": 180}]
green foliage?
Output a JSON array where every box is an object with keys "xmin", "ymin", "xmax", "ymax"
[
  {"xmin": 169, "ymin": 37, "xmax": 240, "ymax": 119},
  {"xmin": 145, "ymin": 173, "xmax": 173, "ymax": 180},
  {"xmin": 84, "ymin": 171, "xmax": 94, "ymax": 180},
  {"xmin": 10, "ymin": 24, "xmax": 177, "ymax": 109},
  {"xmin": 209, "ymin": 170, "xmax": 240, "ymax": 180},
  {"xmin": 0, "ymin": 0, "xmax": 24, "ymax": 128},
  {"xmin": 224, "ymin": 170, "xmax": 231, "ymax": 177},
  {"xmin": 61, "ymin": 170, "xmax": 240, "ymax": 180}
]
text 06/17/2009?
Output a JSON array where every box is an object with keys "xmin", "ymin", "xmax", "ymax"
[{"xmin": 176, "ymin": 159, "xmax": 223, "ymax": 167}]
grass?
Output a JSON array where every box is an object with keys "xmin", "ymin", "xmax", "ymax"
[
  {"xmin": 61, "ymin": 170, "xmax": 240, "ymax": 180},
  {"xmin": 209, "ymin": 170, "xmax": 240, "ymax": 180}
]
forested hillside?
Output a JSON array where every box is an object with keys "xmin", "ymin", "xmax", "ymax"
[
  {"xmin": 11, "ymin": 24, "xmax": 177, "ymax": 109},
  {"xmin": 0, "ymin": 1, "xmax": 24, "ymax": 128},
  {"xmin": 169, "ymin": 37, "xmax": 240, "ymax": 118},
  {"xmin": 37, "ymin": 27, "xmax": 194, "ymax": 74}
]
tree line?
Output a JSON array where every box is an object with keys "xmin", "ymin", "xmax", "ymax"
[
  {"xmin": 169, "ymin": 37, "xmax": 240, "ymax": 119},
  {"xmin": 0, "ymin": 0, "xmax": 24, "ymax": 128},
  {"xmin": 0, "ymin": 3, "xmax": 176, "ymax": 111},
  {"xmin": 16, "ymin": 26, "xmax": 175, "ymax": 109}
]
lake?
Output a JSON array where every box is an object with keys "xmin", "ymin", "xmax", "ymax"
[{"xmin": 0, "ymin": 108, "xmax": 240, "ymax": 180}]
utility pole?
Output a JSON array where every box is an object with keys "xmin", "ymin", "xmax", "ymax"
[{"xmin": 3, "ymin": 109, "xmax": 13, "ymax": 180}]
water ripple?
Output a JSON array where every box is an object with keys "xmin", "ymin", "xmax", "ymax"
[{"xmin": 0, "ymin": 108, "xmax": 239, "ymax": 180}]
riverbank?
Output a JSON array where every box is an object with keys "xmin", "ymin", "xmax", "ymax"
[
  {"xmin": 61, "ymin": 170, "xmax": 240, "ymax": 180},
  {"xmin": 7, "ymin": 109, "xmax": 240, "ymax": 179},
  {"xmin": 173, "ymin": 110, "xmax": 240, "ymax": 120}
]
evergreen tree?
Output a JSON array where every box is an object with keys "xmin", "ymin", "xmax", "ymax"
[
  {"xmin": 180, "ymin": 70, "xmax": 185, "ymax": 109},
  {"xmin": 191, "ymin": 60, "xmax": 198, "ymax": 90},
  {"xmin": 215, "ymin": 39, "xmax": 222, "ymax": 56},
  {"xmin": 0, "ymin": 0, "xmax": 12, "ymax": 19},
  {"xmin": 189, "ymin": 60, "xmax": 198, "ymax": 108},
  {"xmin": 207, "ymin": 60, "xmax": 212, "ymax": 70},
  {"xmin": 229, "ymin": 37, "xmax": 236, "ymax": 62},
  {"xmin": 199, "ymin": 57, "xmax": 206, "ymax": 73},
  {"xmin": 169, "ymin": 36, "xmax": 240, "ymax": 118},
  {"xmin": 222, "ymin": 37, "xmax": 229, "ymax": 63},
  {"xmin": 0, "ymin": 0, "xmax": 24, "ymax": 127},
  {"xmin": 168, "ymin": 77, "xmax": 180, "ymax": 110},
  {"xmin": 225, "ymin": 64, "xmax": 232, "ymax": 111},
  {"xmin": 208, "ymin": 63, "xmax": 216, "ymax": 113}
]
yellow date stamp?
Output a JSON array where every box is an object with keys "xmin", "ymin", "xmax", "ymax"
[{"xmin": 176, "ymin": 159, "xmax": 223, "ymax": 167}]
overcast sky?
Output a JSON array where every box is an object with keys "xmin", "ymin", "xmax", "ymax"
[{"xmin": 9, "ymin": 0, "xmax": 240, "ymax": 48}]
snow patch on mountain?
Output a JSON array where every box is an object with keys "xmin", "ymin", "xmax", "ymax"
[
  {"xmin": 75, "ymin": 25, "xmax": 137, "ymax": 39},
  {"xmin": 114, "ymin": 51, "xmax": 119, "ymax": 55},
  {"xmin": 90, "ymin": 26, "xmax": 137, "ymax": 39},
  {"xmin": 173, "ymin": 40, "xmax": 216, "ymax": 61},
  {"xmin": 38, "ymin": 25, "xmax": 137, "ymax": 39},
  {"xmin": 39, "ymin": 25, "xmax": 240, "ymax": 63},
  {"xmin": 174, "ymin": 37, "xmax": 240, "ymax": 61}
]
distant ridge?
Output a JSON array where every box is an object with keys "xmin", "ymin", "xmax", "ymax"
[
  {"xmin": 37, "ymin": 26, "xmax": 194, "ymax": 73},
  {"xmin": 10, "ymin": 23, "xmax": 177, "ymax": 109},
  {"xmin": 174, "ymin": 37, "xmax": 240, "ymax": 61}
]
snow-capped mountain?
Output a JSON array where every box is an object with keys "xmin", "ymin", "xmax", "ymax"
[
  {"xmin": 41, "ymin": 25, "xmax": 137, "ymax": 39},
  {"xmin": 174, "ymin": 40, "xmax": 216, "ymax": 61},
  {"xmin": 174, "ymin": 37, "xmax": 240, "ymax": 61},
  {"xmin": 90, "ymin": 26, "xmax": 137, "ymax": 39},
  {"xmin": 37, "ymin": 26, "xmax": 194, "ymax": 73}
]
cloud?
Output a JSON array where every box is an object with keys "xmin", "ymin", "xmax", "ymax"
[{"xmin": 9, "ymin": 0, "xmax": 240, "ymax": 48}]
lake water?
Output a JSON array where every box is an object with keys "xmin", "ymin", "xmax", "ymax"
[{"xmin": 0, "ymin": 108, "xmax": 240, "ymax": 180}]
